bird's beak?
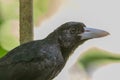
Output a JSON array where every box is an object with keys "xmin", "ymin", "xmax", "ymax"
[{"xmin": 79, "ymin": 27, "xmax": 110, "ymax": 40}]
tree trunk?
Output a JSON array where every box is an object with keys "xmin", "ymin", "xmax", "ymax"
[{"xmin": 19, "ymin": 0, "xmax": 33, "ymax": 44}]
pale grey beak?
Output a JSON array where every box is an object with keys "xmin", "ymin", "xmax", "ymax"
[{"xmin": 79, "ymin": 27, "xmax": 110, "ymax": 40}]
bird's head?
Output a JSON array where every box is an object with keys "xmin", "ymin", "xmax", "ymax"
[{"xmin": 55, "ymin": 22, "xmax": 109, "ymax": 57}]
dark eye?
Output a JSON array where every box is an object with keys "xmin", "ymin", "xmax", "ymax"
[{"xmin": 70, "ymin": 28, "xmax": 76, "ymax": 34}]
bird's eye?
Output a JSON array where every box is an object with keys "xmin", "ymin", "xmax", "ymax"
[{"xmin": 70, "ymin": 28, "xmax": 76, "ymax": 34}]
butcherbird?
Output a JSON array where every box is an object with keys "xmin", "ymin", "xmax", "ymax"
[{"xmin": 0, "ymin": 22, "xmax": 109, "ymax": 80}]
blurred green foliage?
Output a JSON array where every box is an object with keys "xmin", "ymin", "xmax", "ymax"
[
  {"xmin": 0, "ymin": 46, "xmax": 7, "ymax": 58},
  {"xmin": 0, "ymin": 21, "xmax": 19, "ymax": 51},
  {"xmin": 0, "ymin": 0, "xmax": 52, "ymax": 57},
  {"xmin": 0, "ymin": 1, "xmax": 19, "ymax": 21},
  {"xmin": 0, "ymin": 0, "xmax": 19, "ymax": 57},
  {"xmin": 78, "ymin": 48, "xmax": 120, "ymax": 69},
  {"xmin": 34, "ymin": 0, "xmax": 49, "ymax": 23}
]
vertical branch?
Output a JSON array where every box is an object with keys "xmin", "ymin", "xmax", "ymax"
[{"xmin": 19, "ymin": 0, "xmax": 33, "ymax": 44}]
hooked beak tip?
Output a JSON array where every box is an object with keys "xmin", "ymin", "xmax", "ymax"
[
  {"xmin": 96, "ymin": 30, "xmax": 110, "ymax": 37},
  {"xmin": 80, "ymin": 27, "xmax": 110, "ymax": 40}
]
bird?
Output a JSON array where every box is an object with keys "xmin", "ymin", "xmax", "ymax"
[{"xmin": 0, "ymin": 22, "xmax": 109, "ymax": 80}]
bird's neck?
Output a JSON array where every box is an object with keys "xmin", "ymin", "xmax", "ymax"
[
  {"xmin": 59, "ymin": 40, "xmax": 86, "ymax": 61},
  {"xmin": 45, "ymin": 32, "xmax": 70, "ymax": 61},
  {"xmin": 46, "ymin": 31, "xmax": 85, "ymax": 61}
]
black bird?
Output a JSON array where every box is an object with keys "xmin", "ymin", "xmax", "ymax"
[{"xmin": 0, "ymin": 22, "xmax": 109, "ymax": 80}]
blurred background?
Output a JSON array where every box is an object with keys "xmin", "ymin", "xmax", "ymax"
[{"xmin": 0, "ymin": 0, "xmax": 120, "ymax": 80}]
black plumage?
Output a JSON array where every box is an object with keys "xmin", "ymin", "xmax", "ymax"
[{"xmin": 0, "ymin": 22, "xmax": 109, "ymax": 80}]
